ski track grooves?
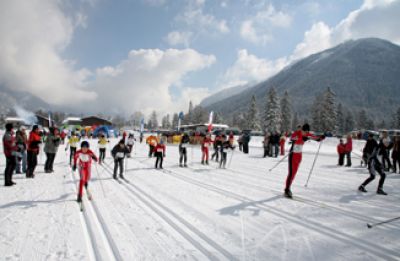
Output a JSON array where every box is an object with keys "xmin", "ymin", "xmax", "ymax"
[
  {"xmin": 100, "ymin": 163, "xmax": 239, "ymax": 261},
  {"xmin": 132, "ymin": 158, "xmax": 400, "ymax": 261},
  {"xmin": 67, "ymin": 164, "xmax": 123, "ymax": 261}
]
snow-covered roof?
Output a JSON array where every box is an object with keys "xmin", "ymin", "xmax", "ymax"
[
  {"xmin": 62, "ymin": 117, "xmax": 82, "ymax": 124},
  {"xmin": 5, "ymin": 117, "xmax": 25, "ymax": 123}
]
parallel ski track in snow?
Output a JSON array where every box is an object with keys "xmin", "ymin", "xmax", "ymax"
[
  {"xmin": 100, "ymin": 162, "xmax": 239, "ymax": 261},
  {"xmin": 131, "ymin": 158, "xmax": 400, "ymax": 261},
  {"xmin": 66, "ymin": 164, "xmax": 123, "ymax": 261}
]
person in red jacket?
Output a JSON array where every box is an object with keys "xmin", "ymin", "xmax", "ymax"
[
  {"xmin": 201, "ymin": 134, "xmax": 212, "ymax": 165},
  {"xmin": 3, "ymin": 123, "xmax": 18, "ymax": 186},
  {"xmin": 153, "ymin": 139, "xmax": 166, "ymax": 169},
  {"xmin": 284, "ymin": 124, "xmax": 324, "ymax": 198},
  {"xmin": 337, "ymin": 139, "xmax": 346, "ymax": 166},
  {"xmin": 345, "ymin": 134, "xmax": 352, "ymax": 167},
  {"xmin": 73, "ymin": 141, "xmax": 98, "ymax": 202},
  {"xmin": 26, "ymin": 125, "xmax": 42, "ymax": 178}
]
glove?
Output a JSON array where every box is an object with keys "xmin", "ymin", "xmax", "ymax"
[
  {"xmin": 317, "ymin": 135, "xmax": 326, "ymax": 142},
  {"xmin": 302, "ymin": 137, "xmax": 310, "ymax": 142},
  {"xmin": 72, "ymin": 165, "xmax": 77, "ymax": 171},
  {"xmin": 92, "ymin": 156, "xmax": 97, "ymax": 161}
]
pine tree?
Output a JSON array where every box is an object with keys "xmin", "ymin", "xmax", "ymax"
[
  {"xmin": 395, "ymin": 107, "xmax": 400, "ymax": 129},
  {"xmin": 214, "ymin": 112, "xmax": 223, "ymax": 124},
  {"xmin": 311, "ymin": 94, "xmax": 324, "ymax": 132},
  {"xmin": 357, "ymin": 110, "xmax": 368, "ymax": 129},
  {"xmin": 185, "ymin": 101, "xmax": 194, "ymax": 125},
  {"xmin": 172, "ymin": 113, "xmax": 179, "ymax": 130},
  {"xmin": 321, "ymin": 87, "xmax": 337, "ymax": 132},
  {"xmin": 344, "ymin": 111, "xmax": 355, "ymax": 133},
  {"xmin": 247, "ymin": 95, "xmax": 260, "ymax": 130},
  {"xmin": 292, "ymin": 112, "xmax": 299, "ymax": 131},
  {"xmin": 336, "ymin": 103, "xmax": 345, "ymax": 135},
  {"xmin": 280, "ymin": 91, "xmax": 292, "ymax": 133},
  {"xmin": 263, "ymin": 87, "xmax": 281, "ymax": 132},
  {"xmin": 149, "ymin": 111, "xmax": 158, "ymax": 129}
]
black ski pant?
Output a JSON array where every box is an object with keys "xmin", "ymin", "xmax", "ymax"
[
  {"xmin": 345, "ymin": 152, "xmax": 352, "ymax": 167},
  {"xmin": 211, "ymin": 147, "xmax": 219, "ymax": 161},
  {"xmin": 382, "ymin": 151, "xmax": 391, "ymax": 170},
  {"xmin": 26, "ymin": 151, "xmax": 38, "ymax": 178},
  {"xmin": 45, "ymin": 153, "xmax": 56, "ymax": 172},
  {"xmin": 69, "ymin": 147, "xmax": 76, "ymax": 165},
  {"xmin": 179, "ymin": 148, "xmax": 187, "ymax": 165},
  {"xmin": 114, "ymin": 158, "xmax": 124, "ymax": 178},
  {"xmin": 219, "ymin": 152, "xmax": 227, "ymax": 168},
  {"xmin": 155, "ymin": 152, "xmax": 163, "ymax": 168},
  {"xmin": 99, "ymin": 148, "xmax": 106, "ymax": 163},
  {"xmin": 149, "ymin": 145, "xmax": 155, "ymax": 157},
  {"xmin": 4, "ymin": 156, "xmax": 16, "ymax": 186},
  {"xmin": 338, "ymin": 153, "xmax": 345, "ymax": 166},
  {"xmin": 392, "ymin": 155, "xmax": 399, "ymax": 173},
  {"xmin": 243, "ymin": 143, "xmax": 249, "ymax": 154},
  {"xmin": 263, "ymin": 146, "xmax": 269, "ymax": 157},
  {"xmin": 362, "ymin": 161, "xmax": 386, "ymax": 190}
]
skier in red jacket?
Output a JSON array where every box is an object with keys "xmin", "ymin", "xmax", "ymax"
[
  {"xmin": 26, "ymin": 125, "xmax": 42, "ymax": 178},
  {"xmin": 201, "ymin": 134, "xmax": 212, "ymax": 165},
  {"xmin": 153, "ymin": 140, "xmax": 166, "ymax": 169},
  {"xmin": 73, "ymin": 141, "xmax": 98, "ymax": 202},
  {"xmin": 284, "ymin": 124, "xmax": 324, "ymax": 198},
  {"xmin": 337, "ymin": 139, "xmax": 346, "ymax": 166}
]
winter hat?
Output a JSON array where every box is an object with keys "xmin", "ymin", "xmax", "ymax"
[
  {"xmin": 81, "ymin": 141, "xmax": 90, "ymax": 148},
  {"xmin": 119, "ymin": 139, "xmax": 125, "ymax": 144},
  {"xmin": 302, "ymin": 123, "xmax": 310, "ymax": 132},
  {"xmin": 32, "ymin": 125, "xmax": 39, "ymax": 132},
  {"xmin": 5, "ymin": 123, "xmax": 13, "ymax": 131}
]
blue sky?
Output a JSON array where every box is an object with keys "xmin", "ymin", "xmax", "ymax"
[{"xmin": 0, "ymin": 0, "xmax": 399, "ymax": 116}]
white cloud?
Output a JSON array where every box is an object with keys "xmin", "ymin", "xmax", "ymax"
[
  {"xmin": 221, "ymin": 49, "xmax": 288, "ymax": 89},
  {"xmin": 240, "ymin": 4, "xmax": 292, "ymax": 45},
  {"xmin": 0, "ymin": 0, "xmax": 96, "ymax": 106},
  {"xmin": 165, "ymin": 31, "xmax": 193, "ymax": 46},
  {"xmin": 176, "ymin": 0, "xmax": 230, "ymax": 34},
  {"xmin": 92, "ymin": 48, "xmax": 216, "ymax": 115}
]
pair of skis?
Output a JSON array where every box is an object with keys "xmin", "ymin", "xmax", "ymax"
[{"xmin": 78, "ymin": 189, "xmax": 93, "ymax": 212}]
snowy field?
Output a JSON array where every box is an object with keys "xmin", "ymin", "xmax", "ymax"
[{"xmin": 0, "ymin": 135, "xmax": 399, "ymax": 261}]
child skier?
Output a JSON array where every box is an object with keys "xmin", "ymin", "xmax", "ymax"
[
  {"xmin": 201, "ymin": 134, "xmax": 212, "ymax": 165},
  {"xmin": 337, "ymin": 139, "xmax": 346, "ymax": 166},
  {"xmin": 358, "ymin": 139, "xmax": 387, "ymax": 195},
  {"xmin": 179, "ymin": 133, "xmax": 190, "ymax": 167},
  {"xmin": 111, "ymin": 139, "xmax": 130, "ymax": 179},
  {"xmin": 66, "ymin": 132, "xmax": 80, "ymax": 166},
  {"xmin": 219, "ymin": 135, "xmax": 235, "ymax": 168},
  {"xmin": 146, "ymin": 134, "xmax": 158, "ymax": 158},
  {"xmin": 126, "ymin": 134, "xmax": 135, "ymax": 157},
  {"xmin": 284, "ymin": 124, "xmax": 324, "ymax": 198},
  {"xmin": 153, "ymin": 139, "xmax": 166, "ymax": 169},
  {"xmin": 98, "ymin": 134, "xmax": 109, "ymax": 164},
  {"xmin": 73, "ymin": 141, "xmax": 98, "ymax": 202}
]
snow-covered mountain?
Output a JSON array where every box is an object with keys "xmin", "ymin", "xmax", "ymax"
[{"xmin": 203, "ymin": 38, "xmax": 400, "ymax": 121}]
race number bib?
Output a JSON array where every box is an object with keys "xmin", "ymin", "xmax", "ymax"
[
  {"xmin": 116, "ymin": 152, "xmax": 125, "ymax": 158},
  {"xmin": 293, "ymin": 144, "xmax": 303, "ymax": 153},
  {"xmin": 79, "ymin": 154, "xmax": 90, "ymax": 162},
  {"xmin": 157, "ymin": 148, "xmax": 164, "ymax": 153}
]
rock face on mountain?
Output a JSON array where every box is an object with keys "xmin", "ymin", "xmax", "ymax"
[{"xmin": 203, "ymin": 38, "xmax": 400, "ymax": 121}]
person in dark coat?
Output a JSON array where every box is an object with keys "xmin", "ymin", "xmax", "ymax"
[
  {"xmin": 391, "ymin": 136, "xmax": 400, "ymax": 173},
  {"xmin": 111, "ymin": 139, "xmax": 130, "ymax": 179},
  {"xmin": 179, "ymin": 133, "xmax": 190, "ymax": 167},
  {"xmin": 270, "ymin": 131, "xmax": 280, "ymax": 157},
  {"xmin": 362, "ymin": 134, "xmax": 376, "ymax": 168},
  {"xmin": 3, "ymin": 123, "xmax": 18, "ymax": 186},
  {"xmin": 44, "ymin": 127, "xmax": 61, "ymax": 173},
  {"xmin": 380, "ymin": 131, "xmax": 392, "ymax": 171},
  {"xmin": 242, "ymin": 132, "xmax": 251, "ymax": 154}
]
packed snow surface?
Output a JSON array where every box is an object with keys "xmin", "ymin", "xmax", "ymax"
[{"xmin": 1, "ymin": 135, "xmax": 399, "ymax": 260}]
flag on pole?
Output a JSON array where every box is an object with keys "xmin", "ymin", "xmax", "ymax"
[{"xmin": 207, "ymin": 111, "xmax": 213, "ymax": 133}]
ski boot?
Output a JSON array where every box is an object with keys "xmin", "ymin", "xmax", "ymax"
[
  {"xmin": 358, "ymin": 185, "xmax": 367, "ymax": 193},
  {"xmin": 179, "ymin": 163, "xmax": 183, "ymax": 167},
  {"xmin": 113, "ymin": 174, "xmax": 118, "ymax": 180},
  {"xmin": 284, "ymin": 188, "xmax": 293, "ymax": 199},
  {"xmin": 377, "ymin": 188, "xmax": 387, "ymax": 195},
  {"xmin": 184, "ymin": 164, "xmax": 188, "ymax": 167},
  {"xmin": 120, "ymin": 174, "xmax": 124, "ymax": 179},
  {"xmin": 201, "ymin": 160, "xmax": 205, "ymax": 165},
  {"xmin": 206, "ymin": 160, "xmax": 209, "ymax": 165},
  {"xmin": 77, "ymin": 195, "xmax": 82, "ymax": 203}
]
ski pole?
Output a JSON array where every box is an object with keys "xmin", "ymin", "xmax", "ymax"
[
  {"xmin": 227, "ymin": 149, "xmax": 235, "ymax": 168},
  {"xmin": 305, "ymin": 140, "xmax": 323, "ymax": 187},
  {"xmin": 367, "ymin": 216, "xmax": 400, "ymax": 229},
  {"xmin": 268, "ymin": 153, "xmax": 290, "ymax": 172},
  {"xmin": 94, "ymin": 163, "xmax": 106, "ymax": 198}
]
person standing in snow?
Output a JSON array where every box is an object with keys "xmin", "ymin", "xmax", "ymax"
[
  {"xmin": 262, "ymin": 132, "xmax": 270, "ymax": 158},
  {"xmin": 284, "ymin": 124, "xmax": 324, "ymax": 198},
  {"xmin": 344, "ymin": 134, "xmax": 352, "ymax": 167},
  {"xmin": 73, "ymin": 141, "xmax": 98, "ymax": 202},
  {"xmin": 179, "ymin": 133, "xmax": 190, "ymax": 167},
  {"xmin": 66, "ymin": 132, "xmax": 80, "ymax": 166},
  {"xmin": 146, "ymin": 134, "xmax": 158, "ymax": 158},
  {"xmin": 201, "ymin": 134, "xmax": 212, "ymax": 165},
  {"xmin": 337, "ymin": 139, "xmax": 346, "ymax": 166},
  {"xmin": 111, "ymin": 139, "xmax": 130, "ymax": 179},
  {"xmin": 97, "ymin": 134, "xmax": 109, "ymax": 164},
  {"xmin": 218, "ymin": 135, "xmax": 235, "ymax": 168},
  {"xmin": 126, "ymin": 134, "xmax": 135, "ymax": 157},
  {"xmin": 358, "ymin": 138, "xmax": 387, "ymax": 195},
  {"xmin": 26, "ymin": 125, "xmax": 42, "ymax": 178},
  {"xmin": 270, "ymin": 131, "xmax": 280, "ymax": 158},
  {"xmin": 153, "ymin": 139, "xmax": 166, "ymax": 169},
  {"xmin": 380, "ymin": 131, "xmax": 392, "ymax": 171},
  {"xmin": 44, "ymin": 127, "xmax": 61, "ymax": 173},
  {"xmin": 391, "ymin": 136, "xmax": 400, "ymax": 174},
  {"xmin": 211, "ymin": 134, "xmax": 222, "ymax": 161},
  {"xmin": 242, "ymin": 131, "xmax": 251, "ymax": 154},
  {"xmin": 362, "ymin": 134, "xmax": 376, "ymax": 168},
  {"xmin": 280, "ymin": 133, "xmax": 287, "ymax": 156},
  {"xmin": 15, "ymin": 127, "xmax": 28, "ymax": 174},
  {"xmin": 3, "ymin": 123, "xmax": 18, "ymax": 186}
]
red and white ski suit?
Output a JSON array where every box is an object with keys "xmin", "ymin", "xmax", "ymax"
[
  {"xmin": 74, "ymin": 149, "xmax": 98, "ymax": 197},
  {"xmin": 285, "ymin": 130, "xmax": 319, "ymax": 190},
  {"xmin": 202, "ymin": 137, "xmax": 212, "ymax": 162}
]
